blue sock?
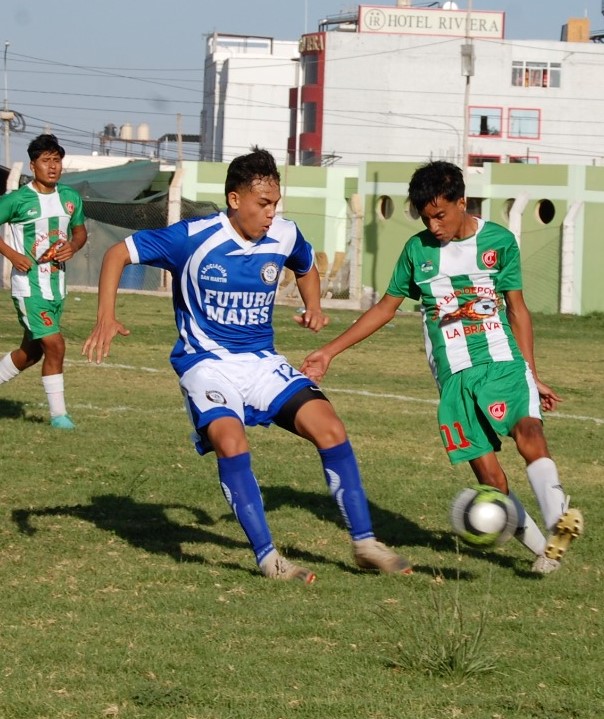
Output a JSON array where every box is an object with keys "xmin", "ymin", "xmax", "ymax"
[
  {"xmin": 217, "ymin": 453, "xmax": 274, "ymax": 564},
  {"xmin": 318, "ymin": 440, "xmax": 374, "ymax": 541}
]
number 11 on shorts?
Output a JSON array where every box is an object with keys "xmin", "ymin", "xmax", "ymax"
[{"xmin": 440, "ymin": 422, "xmax": 471, "ymax": 452}]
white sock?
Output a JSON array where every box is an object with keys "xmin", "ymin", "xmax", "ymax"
[
  {"xmin": 526, "ymin": 457, "xmax": 566, "ymax": 532},
  {"xmin": 0, "ymin": 353, "xmax": 20, "ymax": 383},
  {"xmin": 42, "ymin": 373, "xmax": 67, "ymax": 418},
  {"xmin": 509, "ymin": 491, "xmax": 547, "ymax": 556},
  {"xmin": 515, "ymin": 516, "xmax": 547, "ymax": 556}
]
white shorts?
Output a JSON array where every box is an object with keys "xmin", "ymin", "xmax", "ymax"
[{"xmin": 179, "ymin": 351, "xmax": 314, "ymax": 437}]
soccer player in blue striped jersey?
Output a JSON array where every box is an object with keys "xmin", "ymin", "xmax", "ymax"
[
  {"xmin": 302, "ymin": 160, "xmax": 583, "ymax": 575},
  {"xmin": 83, "ymin": 147, "xmax": 411, "ymax": 582}
]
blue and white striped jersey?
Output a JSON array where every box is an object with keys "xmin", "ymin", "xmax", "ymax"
[{"xmin": 125, "ymin": 211, "xmax": 315, "ymax": 376}]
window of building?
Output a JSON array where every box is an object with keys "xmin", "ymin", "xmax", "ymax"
[
  {"xmin": 511, "ymin": 61, "xmax": 561, "ymax": 88},
  {"xmin": 303, "ymin": 102, "xmax": 316, "ymax": 134},
  {"xmin": 376, "ymin": 195, "xmax": 394, "ymax": 220},
  {"xmin": 508, "ymin": 108, "xmax": 540, "ymax": 139},
  {"xmin": 404, "ymin": 201, "xmax": 420, "ymax": 221},
  {"xmin": 536, "ymin": 199, "xmax": 555, "ymax": 224},
  {"xmin": 468, "ymin": 155, "xmax": 501, "ymax": 167},
  {"xmin": 303, "ymin": 54, "xmax": 319, "ymax": 85},
  {"xmin": 469, "ymin": 107, "xmax": 502, "ymax": 137},
  {"xmin": 508, "ymin": 155, "xmax": 539, "ymax": 164},
  {"xmin": 289, "ymin": 107, "xmax": 297, "ymax": 138},
  {"xmin": 301, "ymin": 150, "xmax": 318, "ymax": 166}
]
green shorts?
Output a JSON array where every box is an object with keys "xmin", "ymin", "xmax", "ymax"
[
  {"xmin": 437, "ymin": 360, "xmax": 542, "ymax": 465},
  {"xmin": 12, "ymin": 295, "xmax": 64, "ymax": 340}
]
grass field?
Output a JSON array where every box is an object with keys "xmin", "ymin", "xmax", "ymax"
[{"xmin": 0, "ymin": 288, "xmax": 602, "ymax": 719}]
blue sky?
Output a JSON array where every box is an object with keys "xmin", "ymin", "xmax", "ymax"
[{"xmin": 3, "ymin": 0, "xmax": 602, "ymax": 165}]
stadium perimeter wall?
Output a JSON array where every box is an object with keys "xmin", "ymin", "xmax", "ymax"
[
  {"xmin": 357, "ymin": 161, "xmax": 604, "ymax": 315},
  {"xmin": 3, "ymin": 161, "xmax": 601, "ymax": 315}
]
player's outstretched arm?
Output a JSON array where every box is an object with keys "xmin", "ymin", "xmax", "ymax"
[
  {"xmin": 301, "ymin": 293, "xmax": 403, "ymax": 383},
  {"xmin": 82, "ymin": 242, "xmax": 132, "ymax": 364}
]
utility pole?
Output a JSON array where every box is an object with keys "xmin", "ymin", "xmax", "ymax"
[
  {"xmin": 460, "ymin": 1, "xmax": 475, "ymax": 179},
  {"xmin": 1, "ymin": 42, "xmax": 15, "ymax": 166}
]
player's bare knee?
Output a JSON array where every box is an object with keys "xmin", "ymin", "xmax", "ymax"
[
  {"xmin": 206, "ymin": 417, "xmax": 248, "ymax": 458},
  {"xmin": 512, "ymin": 417, "xmax": 548, "ymax": 457},
  {"xmin": 40, "ymin": 333, "xmax": 65, "ymax": 360}
]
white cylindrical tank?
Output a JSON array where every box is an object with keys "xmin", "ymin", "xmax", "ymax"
[
  {"xmin": 120, "ymin": 123, "xmax": 133, "ymax": 140},
  {"xmin": 137, "ymin": 122, "xmax": 150, "ymax": 141}
]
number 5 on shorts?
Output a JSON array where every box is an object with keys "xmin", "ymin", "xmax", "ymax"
[{"xmin": 40, "ymin": 311, "xmax": 54, "ymax": 327}]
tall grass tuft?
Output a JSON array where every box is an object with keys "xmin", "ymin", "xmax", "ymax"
[{"xmin": 384, "ymin": 563, "xmax": 498, "ymax": 683}]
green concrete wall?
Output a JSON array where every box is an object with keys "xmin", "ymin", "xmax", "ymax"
[
  {"xmin": 490, "ymin": 164, "xmax": 569, "ymax": 187},
  {"xmin": 517, "ymin": 202, "xmax": 561, "ymax": 315},
  {"xmin": 181, "ymin": 161, "xmax": 347, "ymax": 257},
  {"xmin": 180, "ymin": 159, "xmax": 604, "ymax": 315},
  {"xmin": 585, "ymin": 167, "xmax": 604, "ymax": 192},
  {"xmin": 358, "ymin": 161, "xmax": 604, "ymax": 315},
  {"xmin": 583, "ymin": 202, "xmax": 604, "ymax": 314}
]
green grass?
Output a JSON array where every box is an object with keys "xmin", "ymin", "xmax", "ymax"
[{"xmin": 0, "ymin": 289, "xmax": 602, "ymax": 719}]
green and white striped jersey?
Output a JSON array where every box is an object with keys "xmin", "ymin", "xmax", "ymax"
[
  {"xmin": 387, "ymin": 218, "xmax": 525, "ymax": 388},
  {"xmin": 0, "ymin": 182, "xmax": 85, "ymax": 300}
]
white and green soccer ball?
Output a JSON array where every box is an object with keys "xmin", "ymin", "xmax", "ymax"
[{"xmin": 450, "ymin": 485, "xmax": 519, "ymax": 548}]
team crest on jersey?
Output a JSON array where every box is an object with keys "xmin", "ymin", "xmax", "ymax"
[
  {"xmin": 420, "ymin": 260, "xmax": 434, "ymax": 273},
  {"xmin": 65, "ymin": 201, "xmax": 75, "ymax": 215},
  {"xmin": 488, "ymin": 402, "xmax": 507, "ymax": 420},
  {"xmin": 27, "ymin": 208, "xmax": 38, "ymax": 217},
  {"xmin": 260, "ymin": 262, "xmax": 279, "ymax": 285},
  {"xmin": 206, "ymin": 390, "xmax": 227, "ymax": 405},
  {"xmin": 482, "ymin": 250, "xmax": 497, "ymax": 268}
]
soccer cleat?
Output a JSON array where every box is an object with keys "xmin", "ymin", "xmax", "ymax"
[
  {"xmin": 353, "ymin": 538, "xmax": 413, "ymax": 575},
  {"xmin": 259, "ymin": 550, "xmax": 316, "ymax": 584},
  {"xmin": 50, "ymin": 414, "xmax": 76, "ymax": 430},
  {"xmin": 531, "ymin": 555, "xmax": 561, "ymax": 575},
  {"xmin": 544, "ymin": 507, "xmax": 584, "ymax": 561}
]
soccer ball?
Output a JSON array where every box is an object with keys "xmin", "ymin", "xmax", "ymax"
[{"xmin": 450, "ymin": 485, "xmax": 519, "ymax": 548}]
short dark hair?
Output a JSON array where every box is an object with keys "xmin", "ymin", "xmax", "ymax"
[
  {"xmin": 408, "ymin": 160, "xmax": 465, "ymax": 214},
  {"xmin": 27, "ymin": 133, "xmax": 65, "ymax": 161},
  {"xmin": 225, "ymin": 146, "xmax": 280, "ymax": 206}
]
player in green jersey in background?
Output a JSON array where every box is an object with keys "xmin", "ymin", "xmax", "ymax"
[
  {"xmin": 0, "ymin": 134, "xmax": 87, "ymax": 429},
  {"xmin": 301, "ymin": 160, "xmax": 583, "ymax": 575}
]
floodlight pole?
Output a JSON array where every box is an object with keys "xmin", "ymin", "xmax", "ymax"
[
  {"xmin": 2, "ymin": 41, "xmax": 14, "ymax": 167},
  {"xmin": 461, "ymin": 1, "xmax": 475, "ymax": 180}
]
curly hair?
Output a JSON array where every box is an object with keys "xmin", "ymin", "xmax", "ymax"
[
  {"xmin": 225, "ymin": 146, "xmax": 280, "ymax": 206},
  {"xmin": 27, "ymin": 133, "xmax": 65, "ymax": 161},
  {"xmin": 408, "ymin": 161, "xmax": 464, "ymax": 214}
]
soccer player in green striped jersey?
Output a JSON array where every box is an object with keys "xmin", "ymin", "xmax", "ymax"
[
  {"xmin": 302, "ymin": 161, "xmax": 583, "ymax": 575},
  {"xmin": 0, "ymin": 134, "xmax": 87, "ymax": 429}
]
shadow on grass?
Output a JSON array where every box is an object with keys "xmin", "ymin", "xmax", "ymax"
[
  {"xmin": 11, "ymin": 493, "xmax": 249, "ymax": 564},
  {"xmin": 0, "ymin": 398, "xmax": 47, "ymax": 424},
  {"xmin": 11, "ymin": 488, "xmax": 530, "ymax": 580},
  {"xmin": 0, "ymin": 398, "xmax": 37, "ymax": 421},
  {"xmin": 261, "ymin": 484, "xmax": 531, "ymax": 579}
]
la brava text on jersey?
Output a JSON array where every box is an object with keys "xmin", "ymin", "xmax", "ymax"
[{"xmin": 443, "ymin": 320, "xmax": 502, "ymax": 340}]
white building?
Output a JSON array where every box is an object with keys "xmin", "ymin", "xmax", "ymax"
[
  {"xmin": 201, "ymin": 3, "xmax": 604, "ymax": 168},
  {"xmin": 201, "ymin": 33, "xmax": 299, "ymax": 164}
]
